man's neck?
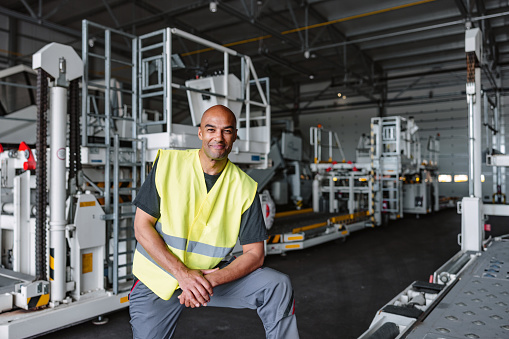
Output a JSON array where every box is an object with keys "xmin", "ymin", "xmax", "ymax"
[{"xmin": 198, "ymin": 149, "xmax": 228, "ymax": 175}]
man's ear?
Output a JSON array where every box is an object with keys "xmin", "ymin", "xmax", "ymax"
[{"xmin": 198, "ymin": 127, "xmax": 203, "ymax": 140}]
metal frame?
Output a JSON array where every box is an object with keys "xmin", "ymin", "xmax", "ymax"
[
  {"xmin": 82, "ymin": 20, "xmax": 145, "ymax": 294},
  {"xmin": 137, "ymin": 26, "xmax": 271, "ymax": 167},
  {"xmin": 309, "ymin": 126, "xmax": 346, "ymax": 163}
]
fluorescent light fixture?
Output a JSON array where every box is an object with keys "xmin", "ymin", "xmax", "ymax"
[{"xmin": 210, "ymin": 1, "xmax": 217, "ymax": 12}]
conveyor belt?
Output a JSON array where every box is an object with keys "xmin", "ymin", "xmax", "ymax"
[{"xmin": 405, "ymin": 239, "xmax": 509, "ymax": 338}]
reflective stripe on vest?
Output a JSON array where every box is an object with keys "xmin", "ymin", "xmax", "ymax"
[{"xmin": 133, "ymin": 149, "xmax": 257, "ymax": 300}]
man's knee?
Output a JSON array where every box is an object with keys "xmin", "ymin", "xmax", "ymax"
[
  {"xmin": 264, "ymin": 269, "xmax": 293, "ymax": 292},
  {"xmin": 258, "ymin": 269, "xmax": 294, "ymax": 312}
]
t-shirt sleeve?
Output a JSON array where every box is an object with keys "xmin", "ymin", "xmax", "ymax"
[
  {"xmin": 238, "ymin": 192, "xmax": 268, "ymax": 245},
  {"xmin": 132, "ymin": 158, "xmax": 160, "ymax": 219}
]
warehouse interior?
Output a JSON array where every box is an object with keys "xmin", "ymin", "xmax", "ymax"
[{"xmin": 0, "ymin": 0, "xmax": 509, "ymax": 338}]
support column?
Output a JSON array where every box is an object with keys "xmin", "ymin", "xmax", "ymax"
[
  {"xmin": 49, "ymin": 85, "xmax": 68, "ymax": 302},
  {"xmin": 473, "ymin": 68, "xmax": 482, "ymax": 198},
  {"xmin": 463, "ymin": 26, "xmax": 483, "ymax": 252}
]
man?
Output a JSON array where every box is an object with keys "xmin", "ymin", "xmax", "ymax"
[{"xmin": 129, "ymin": 105, "xmax": 299, "ymax": 338}]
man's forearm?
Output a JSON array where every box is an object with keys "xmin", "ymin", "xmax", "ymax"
[{"xmin": 206, "ymin": 242, "xmax": 264, "ymax": 288}]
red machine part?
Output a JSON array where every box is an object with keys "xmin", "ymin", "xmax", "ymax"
[{"xmin": 19, "ymin": 142, "xmax": 36, "ymax": 170}]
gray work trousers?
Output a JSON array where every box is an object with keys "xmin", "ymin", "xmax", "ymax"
[{"xmin": 129, "ymin": 267, "xmax": 299, "ymax": 339}]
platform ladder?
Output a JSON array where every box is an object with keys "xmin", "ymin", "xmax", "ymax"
[
  {"xmin": 372, "ymin": 117, "xmax": 404, "ymax": 223},
  {"xmin": 111, "ymin": 135, "xmax": 146, "ymax": 294},
  {"xmin": 82, "ymin": 20, "xmax": 146, "ymax": 294}
]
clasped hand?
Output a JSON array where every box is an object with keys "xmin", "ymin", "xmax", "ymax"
[{"xmin": 176, "ymin": 268, "xmax": 218, "ymax": 308}]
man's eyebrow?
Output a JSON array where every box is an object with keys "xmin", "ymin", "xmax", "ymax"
[{"xmin": 204, "ymin": 124, "xmax": 235, "ymax": 129}]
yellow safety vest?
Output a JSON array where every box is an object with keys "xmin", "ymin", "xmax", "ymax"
[{"xmin": 132, "ymin": 149, "xmax": 257, "ymax": 300}]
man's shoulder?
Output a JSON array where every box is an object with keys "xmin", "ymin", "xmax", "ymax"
[
  {"xmin": 157, "ymin": 149, "xmax": 199, "ymax": 161},
  {"xmin": 227, "ymin": 160, "xmax": 257, "ymax": 187}
]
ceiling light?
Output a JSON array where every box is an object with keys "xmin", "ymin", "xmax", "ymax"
[
  {"xmin": 209, "ymin": 1, "xmax": 217, "ymax": 13},
  {"xmin": 337, "ymin": 93, "xmax": 342, "ymax": 97},
  {"xmin": 342, "ymin": 95, "xmax": 346, "ymax": 99},
  {"xmin": 309, "ymin": 74, "xmax": 315, "ymax": 80}
]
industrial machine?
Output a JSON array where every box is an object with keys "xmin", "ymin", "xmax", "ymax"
[
  {"xmin": 310, "ymin": 117, "xmax": 439, "ymax": 227},
  {"xmin": 0, "ymin": 19, "xmax": 271, "ymax": 337},
  {"xmin": 264, "ymin": 126, "xmax": 372, "ymax": 255},
  {"xmin": 264, "ymin": 118, "xmax": 440, "ymax": 256},
  {"xmin": 401, "ymin": 135, "xmax": 440, "ymax": 217},
  {"xmin": 359, "ymin": 27, "xmax": 509, "ymax": 339},
  {"xmin": 247, "ymin": 128, "xmax": 313, "ymax": 209}
]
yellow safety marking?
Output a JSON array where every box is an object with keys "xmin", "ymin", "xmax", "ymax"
[
  {"xmin": 37, "ymin": 294, "xmax": 50, "ymax": 307},
  {"xmin": 50, "ymin": 256, "xmax": 54, "ymax": 270},
  {"xmin": 292, "ymin": 222, "xmax": 327, "ymax": 234},
  {"xmin": 330, "ymin": 211, "xmax": 369, "ymax": 224},
  {"xmin": 120, "ymin": 296, "xmax": 129, "ymax": 304},
  {"xmin": 272, "ymin": 234, "xmax": 281, "ymax": 243},
  {"xmin": 80, "ymin": 201, "xmax": 96, "ymax": 207},
  {"xmin": 287, "ymin": 235, "xmax": 304, "ymax": 241},
  {"xmin": 82, "ymin": 253, "xmax": 93, "ymax": 274},
  {"xmin": 341, "ymin": 230, "xmax": 348, "ymax": 235},
  {"xmin": 285, "ymin": 244, "xmax": 301, "ymax": 249},
  {"xmin": 275, "ymin": 207, "xmax": 313, "ymax": 219}
]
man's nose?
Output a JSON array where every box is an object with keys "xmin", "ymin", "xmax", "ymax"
[{"xmin": 214, "ymin": 130, "xmax": 225, "ymax": 141}]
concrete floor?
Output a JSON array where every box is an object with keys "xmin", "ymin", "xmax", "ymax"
[{"xmin": 37, "ymin": 208, "xmax": 509, "ymax": 339}]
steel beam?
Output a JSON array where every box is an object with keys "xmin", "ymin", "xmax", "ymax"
[{"xmin": 0, "ymin": 6, "xmax": 81, "ymax": 38}]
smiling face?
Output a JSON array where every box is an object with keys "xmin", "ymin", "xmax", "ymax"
[{"xmin": 198, "ymin": 105, "xmax": 237, "ymax": 162}]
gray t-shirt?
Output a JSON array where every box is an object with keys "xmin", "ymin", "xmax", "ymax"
[{"xmin": 133, "ymin": 158, "xmax": 268, "ymax": 245}]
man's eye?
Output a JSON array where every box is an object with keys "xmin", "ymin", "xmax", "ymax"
[
  {"xmin": 224, "ymin": 130, "xmax": 232, "ymax": 134},
  {"xmin": 207, "ymin": 129, "xmax": 214, "ymax": 132}
]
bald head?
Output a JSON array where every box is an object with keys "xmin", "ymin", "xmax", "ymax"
[{"xmin": 201, "ymin": 105, "xmax": 237, "ymax": 127}]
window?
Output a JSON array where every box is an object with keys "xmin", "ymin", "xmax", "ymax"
[
  {"xmin": 454, "ymin": 175, "xmax": 468, "ymax": 183},
  {"xmin": 438, "ymin": 174, "xmax": 452, "ymax": 183}
]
